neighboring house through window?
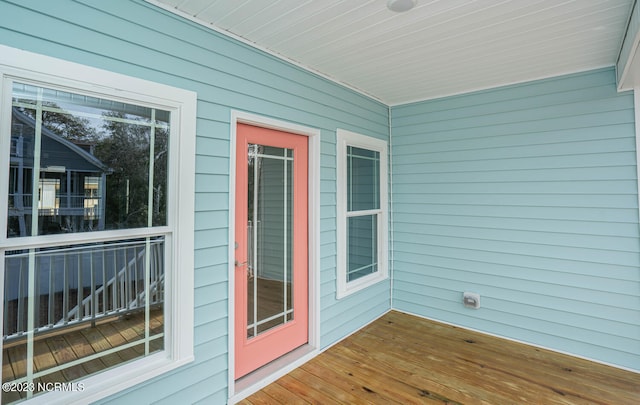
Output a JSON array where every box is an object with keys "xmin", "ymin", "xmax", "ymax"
[
  {"xmin": 0, "ymin": 46, "xmax": 196, "ymax": 404},
  {"xmin": 336, "ymin": 129, "xmax": 388, "ymax": 299}
]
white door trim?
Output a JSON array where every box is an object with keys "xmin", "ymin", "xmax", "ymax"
[{"xmin": 227, "ymin": 111, "xmax": 320, "ymax": 401}]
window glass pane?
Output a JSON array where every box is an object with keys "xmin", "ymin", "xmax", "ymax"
[
  {"xmin": 347, "ymin": 146, "xmax": 379, "ymax": 211},
  {"xmin": 2, "ymin": 238, "xmax": 164, "ymax": 403},
  {"xmin": 347, "ymin": 215, "xmax": 378, "ymax": 282},
  {"xmin": 8, "ymin": 83, "xmax": 170, "ymax": 237},
  {"xmin": 151, "ymin": 124, "xmax": 169, "ymax": 227}
]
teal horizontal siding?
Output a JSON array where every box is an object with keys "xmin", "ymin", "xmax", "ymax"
[
  {"xmin": 391, "ymin": 68, "xmax": 640, "ymax": 371},
  {"xmin": 0, "ymin": 0, "xmax": 390, "ymax": 403},
  {"xmin": 394, "ymin": 69, "xmax": 622, "ymax": 117}
]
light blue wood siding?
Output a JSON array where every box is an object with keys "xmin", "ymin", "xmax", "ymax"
[
  {"xmin": 391, "ymin": 68, "xmax": 640, "ymax": 371},
  {"xmin": 0, "ymin": 0, "xmax": 389, "ymax": 403}
]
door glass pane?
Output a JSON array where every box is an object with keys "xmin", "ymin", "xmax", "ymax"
[
  {"xmin": 246, "ymin": 145, "xmax": 294, "ymax": 338},
  {"xmin": 8, "ymin": 82, "xmax": 170, "ymax": 238},
  {"xmin": 347, "ymin": 214, "xmax": 378, "ymax": 282}
]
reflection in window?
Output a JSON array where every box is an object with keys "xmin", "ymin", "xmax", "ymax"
[
  {"xmin": 7, "ymin": 83, "xmax": 169, "ymax": 238},
  {"xmin": 84, "ymin": 176, "xmax": 101, "ymax": 220},
  {"xmin": 3, "ymin": 82, "xmax": 173, "ymax": 404},
  {"xmin": 38, "ymin": 178, "xmax": 59, "ymax": 211}
]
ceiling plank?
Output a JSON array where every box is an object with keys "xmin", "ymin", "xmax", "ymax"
[{"xmin": 153, "ymin": 0, "xmax": 634, "ymax": 104}]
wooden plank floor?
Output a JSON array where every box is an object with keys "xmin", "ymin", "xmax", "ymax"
[
  {"xmin": 247, "ymin": 277, "xmax": 292, "ymax": 335},
  {"xmin": 239, "ymin": 311, "xmax": 640, "ymax": 405},
  {"xmin": 2, "ymin": 309, "xmax": 163, "ymax": 403}
]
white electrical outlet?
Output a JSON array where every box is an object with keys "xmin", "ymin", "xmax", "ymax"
[{"xmin": 463, "ymin": 292, "xmax": 480, "ymax": 309}]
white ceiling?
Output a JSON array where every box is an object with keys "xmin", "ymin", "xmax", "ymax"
[{"xmin": 151, "ymin": 0, "xmax": 634, "ymax": 105}]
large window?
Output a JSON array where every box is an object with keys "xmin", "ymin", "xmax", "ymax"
[
  {"xmin": 0, "ymin": 46, "xmax": 195, "ymax": 404},
  {"xmin": 336, "ymin": 129, "xmax": 388, "ymax": 299}
]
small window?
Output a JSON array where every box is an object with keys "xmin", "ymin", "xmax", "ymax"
[
  {"xmin": 0, "ymin": 47, "xmax": 195, "ymax": 404},
  {"xmin": 336, "ymin": 129, "xmax": 388, "ymax": 298}
]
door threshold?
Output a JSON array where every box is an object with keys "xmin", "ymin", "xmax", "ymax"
[{"xmin": 230, "ymin": 344, "xmax": 318, "ymax": 404}]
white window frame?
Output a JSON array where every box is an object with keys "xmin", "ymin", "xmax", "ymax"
[
  {"xmin": 336, "ymin": 129, "xmax": 388, "ymax": 299},
  {"xmin": 0, "ymin": 45, "xmax": 196, "ymax": 405}
]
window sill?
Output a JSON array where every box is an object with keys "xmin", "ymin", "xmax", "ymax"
[
  {"xmin": 336, "ymin": 272, "xmax": 389, "ymax": 300},
  {"xmin": 23, "ymin": 353, "xmax": 194, "ymax": 405}
]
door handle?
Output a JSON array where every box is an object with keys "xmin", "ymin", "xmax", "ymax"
[{"xmin": 236, "ymin": 260, "xmax": 254, "ymax": 279}]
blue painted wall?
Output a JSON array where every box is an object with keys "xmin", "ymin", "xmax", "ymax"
[
  {"xmin": 0, "ymin": 0, "xmax": 390, "ymax": 403},
  {"xmin": 391, "ymin": 68, "xmax": 640, "ymax": 371}
]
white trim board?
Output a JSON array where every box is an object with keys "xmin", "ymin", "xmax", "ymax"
[
  {"xmin": 634, "ymin": 88, "xmax": 640, "ymax": 223},
  {"xmin": 227, "ymin": 111, "xmax": 321, "ymax": 401}
]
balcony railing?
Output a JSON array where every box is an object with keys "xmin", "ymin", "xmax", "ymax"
[
  {"xmin": 8, "ymin": 193, "xmax": 101, "ymax": 211},
  {"xmin": 3, "ymin": 238, "xmax": 164, "ymax": 341}
]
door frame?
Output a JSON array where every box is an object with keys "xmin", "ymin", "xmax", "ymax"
[{"xmin": 228, "ymin": 111, "xmax": 320, "ymax": 400}]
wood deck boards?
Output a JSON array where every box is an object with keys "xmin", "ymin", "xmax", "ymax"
[
  {"xmin": 1, "ymin": 309, "xmax": 163, "ymax": 403},
  {"xmin": 239, "ymin": 310, "xmax": 640, "ymax": 405}
]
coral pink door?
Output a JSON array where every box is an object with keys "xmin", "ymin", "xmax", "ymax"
[{"xmin": 234, "ymin": 123, "xmax": 308, "ymax": 379}]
